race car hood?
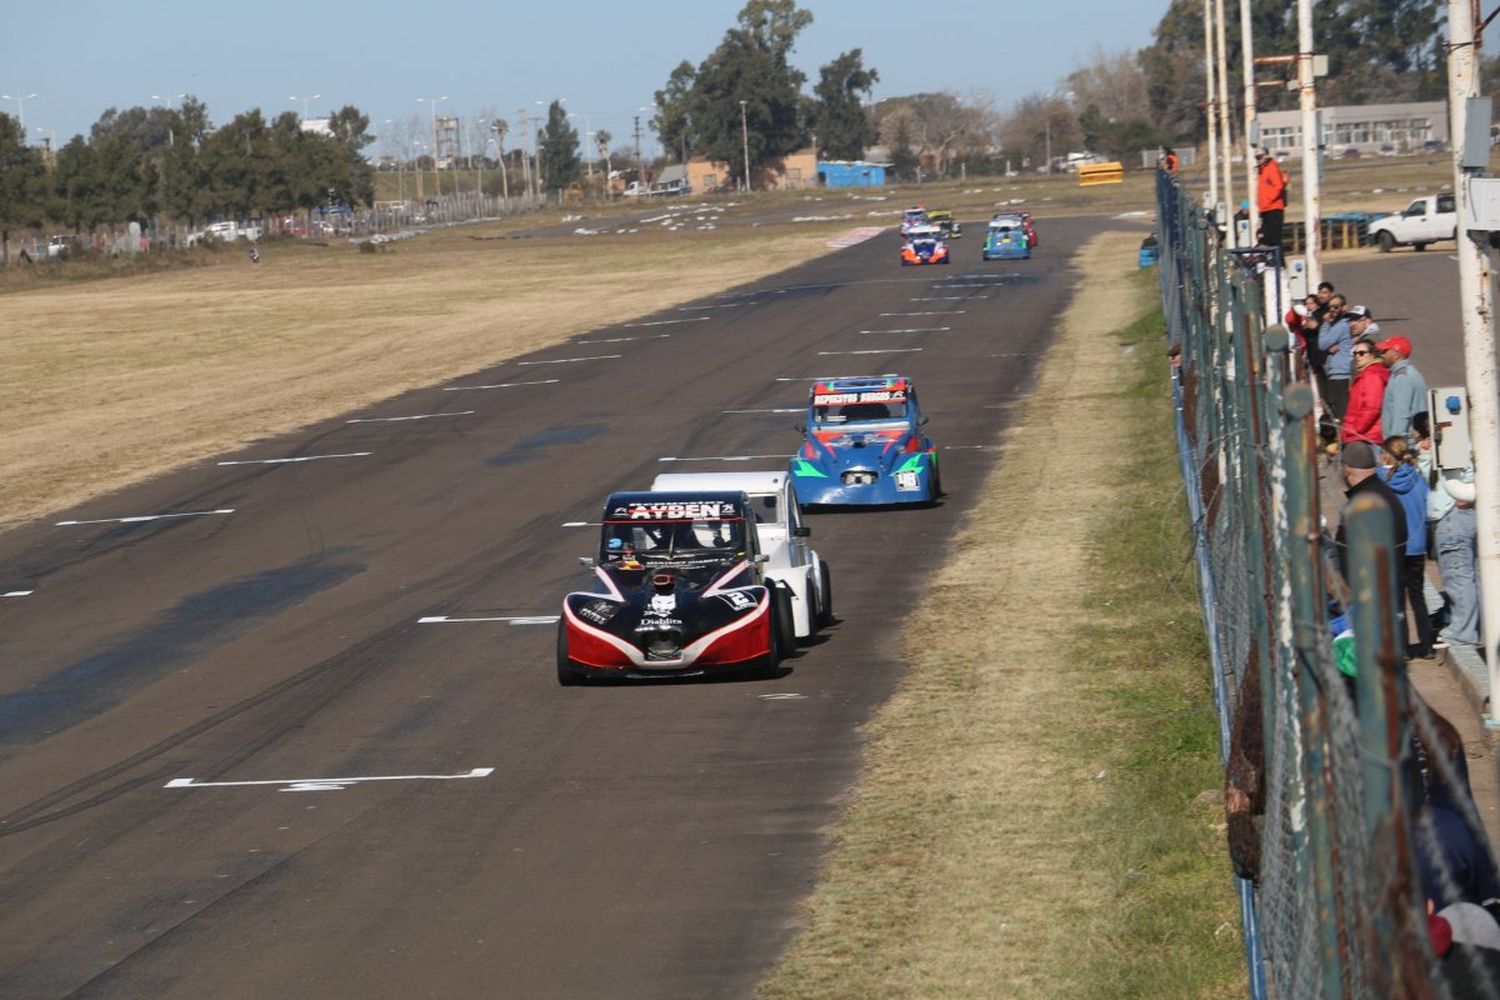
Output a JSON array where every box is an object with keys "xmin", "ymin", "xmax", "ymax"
[
  {"xmin": 562, "ymin": 562, "xmax": 769, "ymax": 670},
  {"xmin": 793, "ymin": 428, "xmax": 921, "ymax": 475}
]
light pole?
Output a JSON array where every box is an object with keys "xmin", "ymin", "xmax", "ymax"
[
  {"xmin": 418, "ymin": 95, "xmax": 448, "ymax": 198},
  {"xmin": 2, "ymin": 92, "xmax": 37, "ymax": 135},
  {"xmin": 289, "ymin": 93, "xmax": 320, "ymax": 120},
  {"xmin": 739, "ymin": 100, "xmax": 751, "ymax": 192},
  {"xmin": 474, "ymin": 118, "xmax": 486, "ymax": 196},
  {"xmin": 153, "ymin": 92, "xmax": 185, "ymax": 146},
  {"xmin": 492, "ymin": 122, "xmax": 510, "ymax": 203}
]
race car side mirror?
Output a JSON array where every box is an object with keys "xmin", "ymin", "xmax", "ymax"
[
  {"xmin": 919, "ymin": 416, "xmax": 930, "ymax": 426},
  {"xmin": 753, "ymin": 554, "xmax": 770, "ymax": 564},
  {"xmin": 793, "ymin": 526, "xmax": 811, "ymax": 537},
  {"xmin": 578, "ymin": 556, "xmax": 595, "ymax": 568},
  {"xmin": 794, "ymin": 421, "xmax": 806, "ymax": 433}
]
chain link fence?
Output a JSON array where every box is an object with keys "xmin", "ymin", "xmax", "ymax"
[{"xmin": 1157, "ymin": 169, "xmax": 1500, "ymax": 998}]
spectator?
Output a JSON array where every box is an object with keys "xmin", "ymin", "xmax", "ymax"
[
  {"xmin": 1381, "ymin": 436, "xmax": 1436, "ymax": 658},
  {"xmin": 1318, "ymin": 294, "xmax": 1354, "ymax": 440},
  {"xmin": 1347, "ymin": 303, "xmax": 1380, "ymax": 340},
  {"xmin": 1299, "ymin": 293, "xmax": 1325, "ymax": 376},
  {"xmin": 1379, "ymin": 335, "xmax": 1429, "ymax": 445},
  {"xmin": 1435, "ymin": 474, "xmax": 1482, "ymax": 648},
  {"xmin": 1255, "ymin": 147, "xmax": 1289, "ymax": 249},
  {"xmin": 1160, "ymin": 146, "xmax": 1179, "ymax": 174},
  {"xmin": 1342, "ymin": 336, "xmax": 1389, "ymax": 445},
  {"xmin": 1335, "ymin": 440, "xmax": 1407, "ymax": 582}
]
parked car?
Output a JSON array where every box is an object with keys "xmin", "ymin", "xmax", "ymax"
[
  {"xmin": 45, "ymin": 234, "xmax": 81, "ymax": 258},
  {"xmin": 1341, "ymin": 147, "xmax": 1362, "ymax": 159},
  {"xmin": 1367, "ymin": 194, "xmax": 1457, "ymax": 252}
]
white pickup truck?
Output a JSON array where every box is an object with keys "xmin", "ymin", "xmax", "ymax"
[{"xmin": 1367, "ymin": 193, "xmax": 1456, "ymax": 252}]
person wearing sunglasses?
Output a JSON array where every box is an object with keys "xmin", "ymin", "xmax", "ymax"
[{"xmin": 1341, "ymin": 336, "xmax": 1389, "ymax": 446}]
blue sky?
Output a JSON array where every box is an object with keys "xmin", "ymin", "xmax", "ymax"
[{"xmin": 3, "ymin": 0, "xmax": 1161, "ymax": 155}]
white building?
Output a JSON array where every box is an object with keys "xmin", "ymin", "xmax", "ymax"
[{"xmin": 1257, "ymin": 101, "xmax": 1447, "ymax": 157}]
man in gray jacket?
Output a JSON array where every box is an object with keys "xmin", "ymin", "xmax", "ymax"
[{"xmin": 1379, "ymin": 335, "xmax": 1428, "ymax": 444}]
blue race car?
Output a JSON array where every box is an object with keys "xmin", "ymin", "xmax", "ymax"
[
  {"xmin": 983, "ymin": 216, "xmax": 1031, "ymax": 260},
  {"xmin": 788, "ymin": 375, "xmax": 940, "ymax": 506}
]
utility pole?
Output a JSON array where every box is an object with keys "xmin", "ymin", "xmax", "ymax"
[
  {"xmin": 516, "ymin": 110, "xmax": 532, "ymax": 203},
  {"xmin": 1240, "ymin": 0, "xmax": 1260, "ymax": 245},
  {"xmin": 493, "ymin": 122, "xmax": 509, "ymax": 203},
  {"xmin": 1202, "ymin": 0, "xmax": 1220, "ymax": 212},
  {"xmin": 1446, "ymin": 0, "xmax": 1500, "ymax": 718},
  {"xmin": 1297, "ymin": 0, "xmax": 1323, "ymax": 287},
  {"xmin": 739, "ymin": 100, "xmax": 751, "ymax": 192},
  {"xmin": 633, "ymin": 115, "xmax": 644, "ymax": 191},
  {"xmin": 418, "ymin": 96, "xmax": 448, "ymax": 200},
  {"xmin": 531, "ymin": 115, "xmax": 543, "ymax": 202},
  {"xmin": 1214, "ymin": 0, "xmax": 1236, "ymax": 247}
]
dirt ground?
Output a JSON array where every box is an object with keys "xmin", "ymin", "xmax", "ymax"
[{"xmin": 0, "ymin": 225, "xmax": 851, "ymax": 530}]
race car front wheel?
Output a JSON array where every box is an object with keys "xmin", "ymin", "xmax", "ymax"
[
  {"xmin": 772, "ymin": 584, "xmax": 798, "ymax": 659},
  {"xmin": 556, "ymin": 623, "xmax": 583, "ymax": 687},
  {"xmin": 816, "ymin": 562, "xmax": 834, "ymax": 628}
]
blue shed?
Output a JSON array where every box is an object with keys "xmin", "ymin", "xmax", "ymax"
[{"xmin": 817, "ymin": 160, "xmax": 887, "ymax": 188}]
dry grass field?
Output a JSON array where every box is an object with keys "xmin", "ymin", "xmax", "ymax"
[{"xmin": 0, "ymin": 219, "xmax": 859, "ymax": 529}]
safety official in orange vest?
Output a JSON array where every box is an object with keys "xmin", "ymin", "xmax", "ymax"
[
  {"xmin": 1255, "ymin": 147, "xmax": 1289, "ymax": 250},
  {"xmin": 1160, "ymin": 146, "xmax": 1179, "ymax": 175}
]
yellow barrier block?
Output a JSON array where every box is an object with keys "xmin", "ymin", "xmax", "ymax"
[{"xmin": 1077, "ymin": 162, "xmax": 1124, "ymax": 186}]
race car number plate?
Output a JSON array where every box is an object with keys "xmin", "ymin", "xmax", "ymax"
[{"xmin": 894, "ymin": 471, "xmax": 921, "ymax": 492}]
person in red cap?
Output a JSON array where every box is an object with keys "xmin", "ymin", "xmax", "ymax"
[
  {"xmin": 1341, "ymin": 337, "xmax": 1389, "ymax": 445},
  {"xmin": 1379, "ymin": 335, "xmax": 1428, "ymax": 444}
]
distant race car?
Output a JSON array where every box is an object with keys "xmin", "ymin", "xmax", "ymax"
[
  {"xmin": 983, "ymin": 217, "xmax": 1031, "ymax": 260},
  {"xmin": 901, "ymin": 224, "xmax": 950, "ymax": 265},
  {"xmin": 926, "ymin": 209, "xmax": 962, "ymax": 239},
  {"xmin": 900, "ymin": 205, "xmax": 929, "ymax": 237},
  {"xmin": 789, "ymin": 375, "xmax": 940, "ymax": 506},
  {"xmin": 996, "ymin": 210, "xmax": 1038, "ymax": 248},
  {"xmin": 556, "ymin": 491, "xmax": 797, "ymax": 684},
  {"xmin": 653, "ymin": 471, "xmax": 831, "ymax": 639}
]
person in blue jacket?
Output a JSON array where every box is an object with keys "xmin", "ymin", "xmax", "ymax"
[{"xmin": 1381, "ymin": 436, "xmax": 1436, "ymax": 658}]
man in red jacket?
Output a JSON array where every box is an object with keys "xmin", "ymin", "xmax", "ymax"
[
  {"xmin": 1255, "ymin": 148, "xmax": 1289, "ymax": 249},
  {"xmin": 1341, "ymin": 336, "xmax": 1389, "ymax": 444}
]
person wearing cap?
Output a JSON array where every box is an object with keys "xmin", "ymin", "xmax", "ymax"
[
  {"xmin": 1255, "ymin": 147, "xmax": 1289, "ymax": 249},
  {"xmin": 1347, "ymin": 304, "xmax": 1380, "ymax": 340},
  {"xmin": 1341, "ymin": 336, "xmax": 1389, "ymax": 445},
  {"xmin": 1379, "ymin": 335, "xmax": 1428, "ymax": 444},
  {"xmin": 1335, "ymin": 440, "xmax": 1407, "ymax": 582}
]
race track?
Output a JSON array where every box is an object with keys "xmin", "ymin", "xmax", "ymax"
[{"xmin": 0, "ymin": 215, "xmax": 1105, "ymax": 998}]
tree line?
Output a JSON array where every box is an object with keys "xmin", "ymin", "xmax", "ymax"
[{"xmin": 0, "ymin": 98, "xmax": 375, "ymax": 252}]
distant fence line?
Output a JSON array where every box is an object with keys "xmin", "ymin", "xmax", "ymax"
[{"xmin": 1157, "ymin": 168, "xmax": 1500, "ymax": 997}]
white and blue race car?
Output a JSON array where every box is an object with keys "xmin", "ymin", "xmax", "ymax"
[{"xmin": 788, "ymin": 375, "xmax": 941, "ymax": 506}]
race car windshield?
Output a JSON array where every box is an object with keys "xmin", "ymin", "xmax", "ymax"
[
  {"xmin": 813, "ymin": 399, "xmax": 909, "ymax": 424},
  {"xmin": 601, "ymin": 519, "xmax": 745, "ymax": 562}
]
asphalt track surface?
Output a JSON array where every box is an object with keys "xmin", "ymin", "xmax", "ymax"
[{"xmin": 0, "ymin": 216, "xmax": 1103, "ymax": 999}]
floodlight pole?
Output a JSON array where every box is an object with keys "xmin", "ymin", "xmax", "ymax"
[
  {"xmin": 1202, "ymin": 0, "xmax": 1219, "ymax": 211},
  {"xmin": 740, "ymin": 100, "xmax": 751, "ymax": 193},
  {"xmin": 1215, "ymin": 0, "xmax": 1236, "ymax": 247},
  {"xmin": 1, "ymin": 92, "xmax": 37, "ymax": 135},
  {"xmin": 1446, "ymin": 0, "xmax": 1500, "ymax": 721},
  {"xmin": 1240, "ymin": 0, "xmax": 1260, "ymax": 245},
  {"xmin": 1297, "ymin": 0, "xmax": 1323, "ymax": 287}
]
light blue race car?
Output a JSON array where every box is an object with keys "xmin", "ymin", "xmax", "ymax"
[
  {"xmin": 788, "ymin": 375, "xmax": 941, "ymax": 506},
  {"xmin": 983, "ymin": 216, "xmax": 1031, "ymax": 260}
]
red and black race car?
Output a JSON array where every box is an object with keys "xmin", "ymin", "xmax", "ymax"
[{"xmin": 556, "ymin": 491, "xmax": 796, "ymax": 685}]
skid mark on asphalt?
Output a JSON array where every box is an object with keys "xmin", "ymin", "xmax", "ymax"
[{"xmin": 488, "ymin": 424, "xmax": 607, "ymax": 467}]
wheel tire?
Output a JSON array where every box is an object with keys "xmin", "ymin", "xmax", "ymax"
[
  {"xmin": 1377, "ymin": 230, "xmax": 1395, "ymax": 253},
  {"xmin": 816, "ymin": 561, "xmax": 834, "ymax": 628},
  {"xmin": 771, "ymin": 584, "xmax": 798, "ymax": 656},
  {"xmin": 556, "ymin": 622, "xmax": 582, "ymax": 686},
  {"xmin": 1413, "ymin": 242, "xmax": 1428, "ymax": 252},
  {"xmin": 930, "ymin": 457, "xmax": 944, "ymax": 499}
]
